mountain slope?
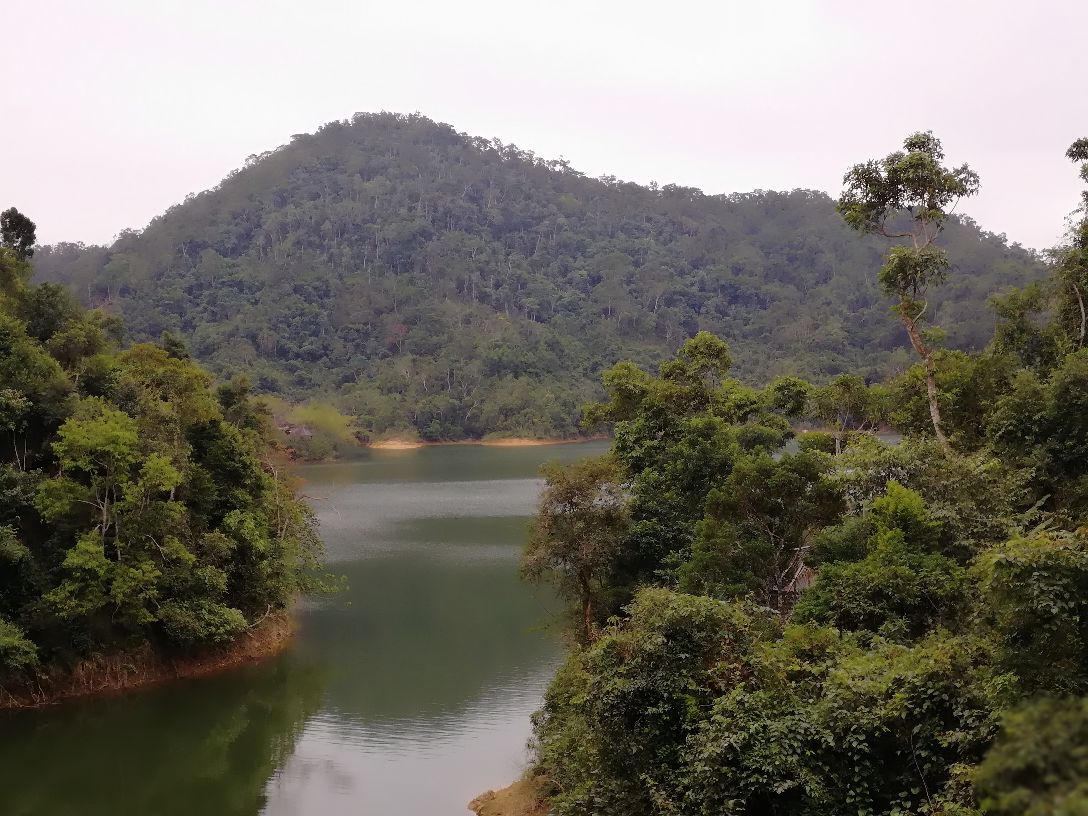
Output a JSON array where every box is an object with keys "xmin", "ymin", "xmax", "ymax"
[{"xmin": 34, "ymin": 112, "xmax": 1044, "ymax": 439}]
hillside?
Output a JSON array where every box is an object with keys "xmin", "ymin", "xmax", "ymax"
[{"xmin": 33, "ymin": 113, "xmax": 1045, "ymax": 440}]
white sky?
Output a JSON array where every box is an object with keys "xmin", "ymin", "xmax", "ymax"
[{"xmin": 4, "ymin": 0, "xmax": 1086, "ymax": 249}]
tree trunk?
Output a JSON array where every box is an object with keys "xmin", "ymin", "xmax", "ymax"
[
  {"xmin": 921, "ymin": 354, "xmax": 949, "ymax": 449},
  {"xmin": 900, "ymin": 303, "xmax": 950, "ymax": 450},
  {"xmin": 582, "ymin": 595, "xmax": 593, "ymax": 645},
  {"xmin": 1072, "ymin": 281, "xmax": 1086, "ymax": 349},
  {"xmin": 580, "ymin": 573, "xmax": 594, "ymax": 644}
]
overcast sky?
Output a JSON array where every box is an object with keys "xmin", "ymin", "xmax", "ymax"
[{"xmin": 4, "ymin": 0, "xmax": 1086, "ymax": 249}]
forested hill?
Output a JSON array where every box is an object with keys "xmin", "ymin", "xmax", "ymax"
[{"xmin": 34, "ymin": 112, "xmax": 1044, "ymax": 440}]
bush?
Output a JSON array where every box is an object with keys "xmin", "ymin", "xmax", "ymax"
[
  {"xmin": 157, "ymin": 599, "xmax": 247, "ymax": 646},
  {"xmin": 797, "ymin": 430, "xmax": 837, "ymax": 454},
  {"xmin": 974, "ymin": 696, "xmax": 1088, "ymax": 815},
  {"xmin": 534, "ymin": 589, "xmax": 774, "ymax": 815},
  {"xmin": 0, "ymin": 616, "xmax": 38, "ymax": 674},
  {"xmin": 975, "ymin": 532, "xmax": 1088, "ymax": 694}
]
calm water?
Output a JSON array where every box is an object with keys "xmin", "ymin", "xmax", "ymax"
[{"xmin": 0, "ymin": 441, "xmax": 608, "ymax": 816}]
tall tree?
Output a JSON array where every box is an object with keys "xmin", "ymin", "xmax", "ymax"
[
  {"xmin": 522, "ymin": 456, "xmax": 629, "ymax": 643},
  {"xmin": 806, "ymin": 374, "xmax": 885, "ymax": 454},
  {"xmin": 1068, "ymin": 137, "xmax": 1088, "ymax": 199},
  {"xmin": 1055, "ymin": 138, "xmax": 1088, "ymax": 351},
  {"xmin": 0, "ymin": 208, "xmax": 36, "ymax": 260},
  {"xmin": 838, "ymin": 132, "xmax": 980, "ymax": 448}
]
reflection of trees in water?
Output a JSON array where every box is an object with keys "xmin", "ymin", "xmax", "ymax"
[
  {"xmin": 299, "ymin": 550, "xmax": 560, "ymax": 721},
  {"xmin": 0, "ymin": 655, "xmax": 327, "ymax": 816}
]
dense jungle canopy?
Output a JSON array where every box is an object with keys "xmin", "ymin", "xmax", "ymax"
[{"xmin": 33, "ymin": 113, "xmax": 1044, "ymax": 440}]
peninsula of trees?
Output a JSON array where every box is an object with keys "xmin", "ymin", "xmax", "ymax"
[{"xmin": 0, "ymin": 210, "xmax": 326, "ymax": 702}]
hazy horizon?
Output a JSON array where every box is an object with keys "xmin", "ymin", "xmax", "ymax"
[{"xmin": 6, "ymin": 0, "xmax": 1087, "ymax": 250}]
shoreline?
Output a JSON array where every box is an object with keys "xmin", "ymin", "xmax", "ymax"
[
  {"xmin": 469, "ymin": 775, "xmax": 549, "ymax": 816},
  {"xmin": 0, "ymin": 612, "xmax": 295, "ymax": 711},
  {"xmin": 369, "ymin": 435, "xmax": 608, "ymax": 451}
]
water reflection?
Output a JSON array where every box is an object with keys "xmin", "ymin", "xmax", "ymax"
[
  {"xmin": 263, "ymin": 664, "xmax": 558, "ymax": 816},
  {"xmin": 0, "ymin": 442, "xmax": 607, "ymax": 816},
  {"xmin": 0, "ymin": 655, "xmax": 327, "ymax": 816},
  {"xmin": 262, "ymin": 446, "xmax": 594, "ymax": 813}
]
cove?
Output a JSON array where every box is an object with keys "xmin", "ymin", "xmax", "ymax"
[{"xmin": 0, "ymin": 441, "xmax": 608, "ymax": 816}]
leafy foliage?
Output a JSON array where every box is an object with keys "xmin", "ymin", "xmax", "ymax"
[
  {"xmin": 975, "ymin": 532, "xmax": 1088, "ymax": 694},
  {"xmin": 680, "ymin": 451, "xmax": 843, "ymax": 609},
  {"xmin": 525, "ymin": 137, "xmax": 1088, "ymax": 816},
  {"xmin": 1, "ymin": 208, "xmax": 36, "ymax": 260},
  {"xmin": 0, "ymin": 232, "xmax": 326, "ymax": 678},
  {"xmin": 793, "ymin": 483, "xmax": 967, "ymax": 641},
  {"xmin": 839, "ymin": 132, "xmax": 983, "ymax": 448},
  {"xmin": 522, "ymin": 456, "xmax": 629, "ymax": 643},
  {"xmin": 974, "ymin": 696, "xmax": 1088, "ymax": 815}
]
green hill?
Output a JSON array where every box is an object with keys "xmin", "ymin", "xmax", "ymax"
[{"xmin": 33, "ymin": 112, "xmax": 1044, "ymax": 440}]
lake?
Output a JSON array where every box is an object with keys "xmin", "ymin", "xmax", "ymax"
[{"xmin": 0, "ymin": 441, "xmax": 608, "ymax": 816}]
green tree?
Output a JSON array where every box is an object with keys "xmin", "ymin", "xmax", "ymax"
[
  {"xmin": 533, "ymin": 588, "xmax": 774, "ymax": 816},
  {"xmin": 975, "ymin": 530, "xmax": 1088, "ymax": 694},
  {"xmin": 838, "ymin": 132, "xmax": 980, "ymax": 448},
  {"xmin": 522, "ymin": 456, "xmax": 629, "ymax": 643},
  {"xmin": 0, "ymin": 210, "xmax": 329, "ymax": 676},
  {"xmin": 806, "ymin": 374, "xmax": 886, "ymax": 454},
  {"xmin": 0, "ymin": 614, "xmax": 38, "ymax": 674},
  {"xmin": 584, "ymin": 333, "xmax": 793, "ymax": 589},
  {"xmin": 793, "ymin": 482, "xmax": 966, "ymax": 641},
  {"xmin": 680, "ymin": 450, "xmax": 844, "ymax": 611},
  {"xmin": 990, "ymin": 282, "xmax": 1064, "ymax": 372},
  {"xmin": 1054, "ymin": 138, "xmax": 1088, "ymax": 352},
  {"xmin": 1069, "ymin": 137, "xmax": 1088, "ymax": 201},
  {"xmin": 35, "ymin": 398, "xmax": 185, "ymax": 631},
  {"xmin": 0, "ymin": 208, "xmax": 36, "ymax": 260},
  {"xmin": 0, "ymin": 389, "xmax": 31, "ymax": 470}
]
